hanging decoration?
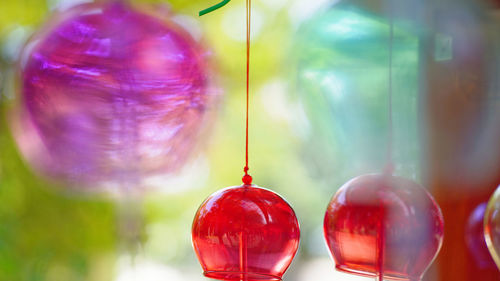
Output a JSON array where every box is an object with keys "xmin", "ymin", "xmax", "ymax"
[
  {"xmin": 484, "ymin": 185, "xmax": 500, "ymax": 269},
  {"xmin": 291, "ymin": 4, "xmax": 420, "ymax": 183},
  {"xmin": 322, "ymin": 10, "xmax": 444, "ymax": 281},
  {"xmin": 13, "ymin": 0, "xmax": 216, "ymax": 192},
  {"xmin": 466, "ymin": 203, "xmax": 498, "ymax": 269},
  {"xmin": 324, "ymin": 174, "xmax": 444, "ymax": 281},
  {"xmin": 191, "ymin": 1, "xmax": 300, "ymax": 280}
]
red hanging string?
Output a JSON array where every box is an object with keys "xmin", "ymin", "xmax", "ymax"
[
  {"xmin": 384, "ymin": 13, "xmax": 394, "ymax": 176},
  {"xmin": 242, "ymin": 0, "xmax": 253, "ymax": 186},
  {"xmin": 380, "ymin": 13, "xmax": 394, "ymax": 281}
]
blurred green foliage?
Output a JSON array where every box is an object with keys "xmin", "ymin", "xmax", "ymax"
[
  {"xmin": 0, "ymin": 3, "xmax": 119, "ymax": 278},
  {"xmin": 0, "ymin": 106, "xmax": 116, "ymax": 281}
]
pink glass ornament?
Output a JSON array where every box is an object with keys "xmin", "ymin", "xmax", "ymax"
[
  {"xmin": 324, "ymin": 174, "xmax": 444, "ymax": 281},
  {"xmin": 192, "ymin": 185, "xmax": 300, "ymax": 281},
  {"xmin": 15, "ymin": 1, "xmax": 216, "ymax": 190}
]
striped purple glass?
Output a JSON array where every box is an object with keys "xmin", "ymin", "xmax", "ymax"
[{"xmin": 15, "ymin": 1, "xmax": 216, "ymax": 192}]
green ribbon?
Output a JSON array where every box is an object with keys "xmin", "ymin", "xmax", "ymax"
[{"xmin": 199, "ymin": 0, "xmax": 231, "ymax": 16}]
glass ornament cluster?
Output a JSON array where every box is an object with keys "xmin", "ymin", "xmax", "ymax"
[{"xmin": 10, "ymin": 0, "xmax": 451, "ymax": 280}]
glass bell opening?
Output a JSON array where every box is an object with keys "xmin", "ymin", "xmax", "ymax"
[{"xmin": 204, "ymin": 271, "xmax": 282, "ymax": 281}]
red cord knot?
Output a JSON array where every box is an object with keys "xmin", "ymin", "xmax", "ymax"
[
  {"xmin": 242, "ymin": 174, "xmax": 253, "ymax": 185},
  {"xmin": 242, "ymin": 166, "xmax": 252, "ymax": 185}
]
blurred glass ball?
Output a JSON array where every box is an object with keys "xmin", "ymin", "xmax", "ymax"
[
  {"xmin": 13, "ymin": 1, "xmax": 217, "ymax": 192},
  {"xmin": 466, "ymin": 203, "xmax": 498, "ymax": 269},
  {"xmin": 484, "ymin": 185, "xmax": 500, "ymax": 270},
  {"xmin": 292, "ymin": 5, "xmax": 419, "ymax": 179},
  {"xmin": 324, "ymin": 174, "xmax": 444, "ymax": 280}
]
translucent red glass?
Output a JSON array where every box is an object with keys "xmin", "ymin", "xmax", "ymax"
[
  {"xmin": 324, "ymin": 174, "xmax": 444, "ymax": 281},
  {"xmin": 192, "ymin": 185, "xmax": 300, "ymax": 281}
]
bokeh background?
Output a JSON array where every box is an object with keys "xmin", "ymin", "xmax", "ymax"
[{"xmin": 1, "ymin": 0, "xmax": 500, "ymax": 280}]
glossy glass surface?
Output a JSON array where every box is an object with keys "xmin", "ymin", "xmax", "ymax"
[
  {"xmin": 421, "ymin": 0, "xmax": 500, "ymax": 278},
  {"xmin": 192, "ymin": 185, "xmax": 300, "ymax": 281},
  {"xmin": 466, "ymin": 203, "xmax": 497, "ymax": 269},
  {"xmin": 324, "ymin": 174, "xmax": 444, "ymax": 281},
  {"xmin": 484, "ymin": 185, "xmax": 500, "ymax": 269},
  {"xmin": 15, "ymin": 1, "xmax": 215, "ymax": 190}
]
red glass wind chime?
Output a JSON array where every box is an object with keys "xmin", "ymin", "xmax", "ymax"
[
  {"xmin": 191, "ymin": 1, "xmax": 300, "ymax": 280},
  {"xmin": 322, "ymin": 12, "xmax": 445, "ymax": 281}
]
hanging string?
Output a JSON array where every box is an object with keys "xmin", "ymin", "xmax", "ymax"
[
  {"xmin": 197, "ymin": 0, "xmax": 252, "ymax": 185},
  {"xmin": 242, "ymin": 0, "xmax": 253, "ymax": 186},
  {"xmin": 384, "ymin": 12, "xmax": 394, "ymax": 176},
  {"xmin": 377, "ymin": 14, "xmax": 394, "ymax": 281},
  {"xmin": 378, "ymin": 11, "xmax": 394, "ymax": 281}
]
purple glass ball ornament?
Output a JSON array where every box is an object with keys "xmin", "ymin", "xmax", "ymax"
[
  {"xmin": 465, "ymin": 203, "xmax": 497, "ymax": 269},
  {"xmin": 14, "ymin": 1, "xmax": 217, "ymax": 192}
]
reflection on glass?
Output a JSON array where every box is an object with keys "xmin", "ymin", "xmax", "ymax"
[
  {"xmin": 324, "ymin": 173, "xmax": 444, "ymax": 281},
  {"xmin": 192, "ymin": 185, "xmax": 300, "ymax": 281},
  {"xmin": 484, "ymin": 186, "xmax": 500, "ymax": 270}
]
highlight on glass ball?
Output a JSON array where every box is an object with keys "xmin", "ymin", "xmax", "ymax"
[
  {"xmin": 191, "ymin": 185, "xmax": 300, "ymax": 281},
  {"xmin": 12, "ymin": 0, "xmax": 217, "ymax": 193},
  {"xmin": 466, "ymin": 203, "xmax": 498, "ymax": 269},
  {"xmin": 323, "ymin": 173, "xmax": 444, "ymax": 281},
  {"xmin": 484, "ymin": 185, "xmax": 500, "ymax": 270}
]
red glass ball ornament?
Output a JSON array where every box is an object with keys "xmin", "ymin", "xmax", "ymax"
[
  {"xmin": 324, "ymin": 174, "xmax": 444, "ymax": 281},
  {"xmin": 192, "ymin": 185, "xmax": 300, "ymax": 281}
]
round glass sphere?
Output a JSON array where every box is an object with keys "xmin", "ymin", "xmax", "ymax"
[
  {"xmin": 192, "ymin": 185, "xmax": 300, "ymax": 281},
  {"xmin": 14, "ymin": 1, "xmax": 216, "ymax": 191},
  {"xmin": 324, "ymin": 174, "xmax": 444, "ymax": 281},
  {"xmin": 466, "ymin": 203, "xmax": 497, "ymax": 269},
  {"xmin": 484, "ymin": 185, "xmax": 500, "ymax": 269},
  {"xmin": 292, "ymin": 5, "xmax": 420, "ymax": 180}
]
